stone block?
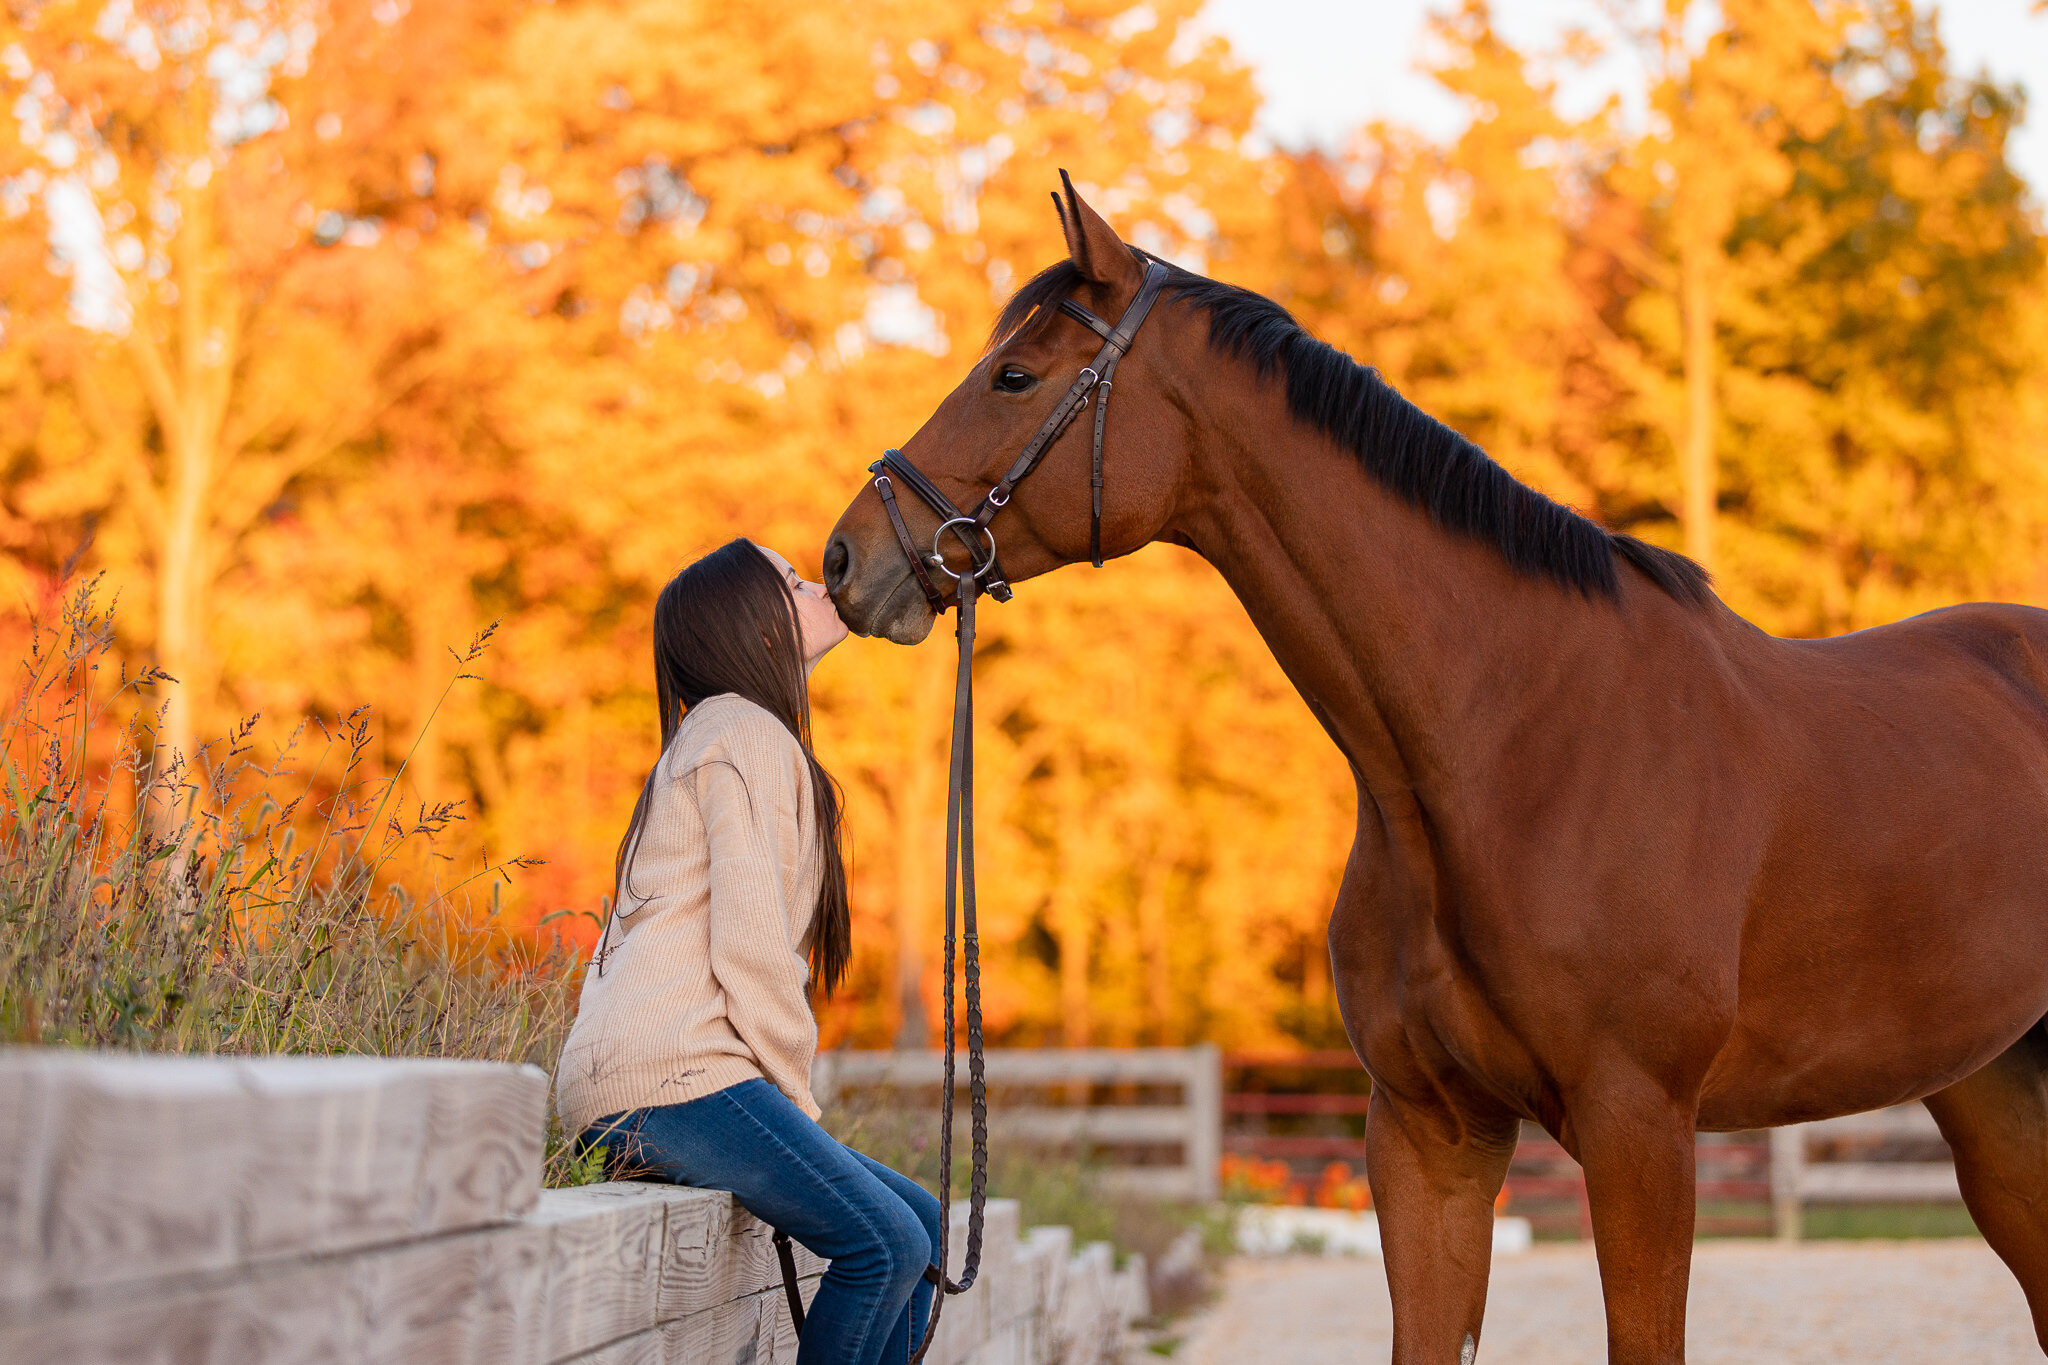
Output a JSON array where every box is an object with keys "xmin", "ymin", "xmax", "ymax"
[
  {"xmin": 358, "ymin": 1219, "xmax": 549, "ymax": 1365},
  {"xmin": 0, "ymin": 1256, "xmax": 361, "ymax": 1365},
  {"xmin": 1001, "ymin": 1234, "xmax": 1056, "ymax": 1327},
  {"xmin": 1056, "ymin": 1242, "xmax": 1115, "ymax": 1365},
  {"xmin": 958, "ymin": 1198, "xmax": 1019, "ymax": 1279},
  {"xmin": 958, "ymin": 1315, "xmax": 1042, "ymax": 1365},
  {"xmin": 1022, "ymin": 1227, "xmax": 1071, "ymax": 1344},
  {"xmin": 1111, "ymin": 1252, "xmax": 1148, "ymax": 1325}
]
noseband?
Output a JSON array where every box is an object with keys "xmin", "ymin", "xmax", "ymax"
[
  {"xmin": 867, "ymin": 258, "xmax": 1171, "ymax": 607},
  {"xmin": 854, "ymin": 258, "xmax": 1169, "ymax": 1365}
]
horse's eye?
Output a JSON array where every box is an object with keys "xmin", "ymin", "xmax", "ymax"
[{"xmin": 993, "ymin": 366, "xmax": 1035, "ymax": 394}]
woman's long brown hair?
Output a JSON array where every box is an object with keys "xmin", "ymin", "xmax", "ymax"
[{"xmin": 602, "ymin": 538, "xmax": 851, "ymax": 993}]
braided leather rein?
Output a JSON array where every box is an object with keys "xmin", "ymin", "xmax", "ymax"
[{"xmin": 863, "ymin": 261, "xmax": 1170, "ymax": 1364}]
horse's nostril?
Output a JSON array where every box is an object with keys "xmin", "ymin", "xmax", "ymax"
[{"xmin": 823, "ymin": 536, "xmax": 852, "ymax": 594}]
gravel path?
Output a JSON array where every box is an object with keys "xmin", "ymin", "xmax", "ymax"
[{"xmin": 1177, "ymin": 1241, "xmax": 2039, "ymax": 1364}]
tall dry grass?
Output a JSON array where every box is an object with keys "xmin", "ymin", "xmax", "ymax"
[{"xmin": 1, "ymin": 582, "xmax": 585, "ymax": 1170}]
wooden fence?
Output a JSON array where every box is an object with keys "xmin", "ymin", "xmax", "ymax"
[
  {"xmin": 815, "ymin": 1048, "xmax": 1966, "ymax": 1242},
  {"xmin": 1771, "ymin": 1105, "xmax": 1961, "ymax": 1240},
  {"xmin": 1220, "ymin": 1051, "xmax": 1963, "ymax": 1240},
  {"xmin": 812, "ymin": 1046, "xmax": 1223, "ymax": 1202},
  {"xmin": 3, "ymin": 1049, "xmax": 1148, "ymax": 1364}
]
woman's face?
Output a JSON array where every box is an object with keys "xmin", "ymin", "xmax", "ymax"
[{"xmin": 754, "ymin": 544, "xmax": 849, "ymax": 673}]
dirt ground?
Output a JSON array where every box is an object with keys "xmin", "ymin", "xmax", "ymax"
[{"xmin": 1175, "ymin": 1240, "xmax": 2039, "ymax": 1364}]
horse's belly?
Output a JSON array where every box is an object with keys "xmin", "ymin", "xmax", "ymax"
[{"xmin": 1696, "ymin": 892, "xmax": 2048, "ymax": 1129}]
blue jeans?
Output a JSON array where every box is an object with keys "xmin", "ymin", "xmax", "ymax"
[{"xmin": 582, "ymin": 1078, "xmax": 940, "ymax": 1365}]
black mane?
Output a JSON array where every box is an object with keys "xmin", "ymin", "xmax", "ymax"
[{"xmin": 993, "ymin": 257, "xmax": 1711, "ymax": 607}]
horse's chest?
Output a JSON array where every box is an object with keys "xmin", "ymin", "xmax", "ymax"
[{"xmin": 1329, "ymin": 889, "xmax": 1550, "ymax": 1098}]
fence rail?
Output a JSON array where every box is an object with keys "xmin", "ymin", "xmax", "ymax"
[
  {"xmin": 1220, "ymin": 1050, "xmax": 1371, "ymax": 1179},
  {"xmin": 812, "ymin": 1046, "xmax": 1222, "ymax": 1203},
  {"xmin": 1218, "ymin": 1050, "xmax": 1964, "ymax": 1239},
  {"xmin": 1771, "ymin": 1105, "xmax": 1961, "ymax": 1239}
]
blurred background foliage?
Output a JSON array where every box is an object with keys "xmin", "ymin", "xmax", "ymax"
[{"xmin": 0, "ymin": 0, "xmax": 2041, "ymax": 1054}]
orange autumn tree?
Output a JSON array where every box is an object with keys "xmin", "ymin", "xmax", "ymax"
[
  {"xmin": 0, "ymin": 0, "xmax": 523, "ymax": 773},
  {"xmin": 1253, "ymin": 0, "xmax": 2048, "ymax": 638},
  {"xmin": 1245, "ymin": 3, "xmax": 1628, "ymax": 525},
  {"xmin": 1607, "ymin": 0, "xmax": 2048, "ymax": 631}
]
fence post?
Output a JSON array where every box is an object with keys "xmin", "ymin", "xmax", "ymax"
[
  {"xmin": 1770, "ymin": 1123, "xmax": 1805, "ymax": 1242},
  {"xmin": 1188, "ymin": 1043, "xmax": 1221, "ymax": 1202}
]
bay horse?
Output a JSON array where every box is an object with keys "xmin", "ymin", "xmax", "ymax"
[{"xmin": 823, "ymin": 179, "xmax": 2048, "ymax": 1364}]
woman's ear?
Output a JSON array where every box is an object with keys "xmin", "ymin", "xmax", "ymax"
[{"xmin": 1054, "ymin": 169, "xmax": 1141, "ymax": 290}]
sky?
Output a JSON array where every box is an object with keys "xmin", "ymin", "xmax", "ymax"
[{"xmin": 1198, "ymin": 0, "xmax": 2048, "ymax": 195}]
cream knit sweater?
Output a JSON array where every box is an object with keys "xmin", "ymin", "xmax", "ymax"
[{"xmin": 555, "ymin": 693, "xmax": 824, "ymax": 1136}]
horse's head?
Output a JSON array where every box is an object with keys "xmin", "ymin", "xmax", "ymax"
[{"xmin": 824, "ymin": 178, "xmax": 1189, "ymax": 643}]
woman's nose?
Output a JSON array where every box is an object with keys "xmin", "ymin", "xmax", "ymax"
[{"xmin": 823, "ymin": 535, "xmax": 852, "ymax": 596}]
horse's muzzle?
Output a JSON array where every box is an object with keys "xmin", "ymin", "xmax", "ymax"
[{"xmin": 824, "ymin": 529, "xmax": 938, "ymax": 644}]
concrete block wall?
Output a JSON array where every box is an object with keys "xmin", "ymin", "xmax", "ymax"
[{"xmin": 0, "ymin": 1050, "xmax": 1146, "ymax": 1364}]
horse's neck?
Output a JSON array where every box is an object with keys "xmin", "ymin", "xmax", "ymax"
[{"xmin": 1169, "ymin": 386, "xmax": 1620, "ymax": 814}]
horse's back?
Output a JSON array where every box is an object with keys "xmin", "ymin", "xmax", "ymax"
[
  {"xmin": 1758, "ymin": 601, "xmax": 2048, "ymax": 776},
  {"xmin": 1794, "ymin": 600, "xmax": 2048, "ymax": 714}
]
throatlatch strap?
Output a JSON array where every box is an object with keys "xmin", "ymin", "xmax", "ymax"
[
  {"xmin": 978, "ymin": 261, "xmax": 1171, "ymax": 534},
  {"xmin": 1090, "ymin": 373, "xmax": 1111, "ymax": 567}
]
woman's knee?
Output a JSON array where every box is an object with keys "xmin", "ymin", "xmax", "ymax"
[
  {"xmin": 900, "ymin": 1181, "xmax": 941, "ymax": 1252},
  {"xmin": 881, "ymin": 1195, "xmax": 933, "ymax": 1288},
  {"xmin": 845, "ymin": 1194, "xmax": 929, "ymax": 1298},
  {"xmin": 831, "ymin": 1194, "xmax": 930, "ymax": 1290}
]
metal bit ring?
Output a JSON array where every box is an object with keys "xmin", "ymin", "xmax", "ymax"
[{"xmin": 928, "ymin": 517, "xmax": 1000, "ymax": 582}]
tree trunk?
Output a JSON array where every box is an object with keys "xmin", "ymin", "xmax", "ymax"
[
  {"xmin": 142, "ymin": 149, "xmax": 235, "ymax": 800},
  {"xmin": 156, "ymin": 434, "xmax": 209, "ymax": 779},
  {"xmin": 892, "ymin": 648, "xmax": 950, "ymax": 1048},
  {"xmin": 1679, "ymin": 214, "xmax": 1718, "ymax": 573},
  {"xmin": 1052, "ymin": 762, "xmax": 1092, "ymax": 1050},
  {"xmin": 1679, "ymin": 229, "xmax": 1712, "ymax": 573},
  {"xmin": 1136, "ymin": 850, "xmax": 1174, "ymax": 1044}
]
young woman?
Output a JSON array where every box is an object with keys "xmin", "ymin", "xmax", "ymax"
[{"xmin": 555, "ymin": 538, "xmax": 941, "ymax": 1365}]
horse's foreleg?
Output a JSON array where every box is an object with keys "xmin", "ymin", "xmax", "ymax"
[
  {"xmin": 1365, "ymin": 1091, "xmax": 1517, "ymax": 1365},
  {"xmin": 1924, "ymin": 1020, "xmax": 2048, "ymax": 1350},
  {"xmin": 1571, "ymin": 1075, "xmax": 1698, "ymax": 1365}
]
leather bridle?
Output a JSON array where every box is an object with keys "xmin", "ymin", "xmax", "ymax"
[
  {"xmin": 854, "ymin": 258, "xmax": 1171, "ymax": 1365},
  {"xmin": 868, "ymin": 258, "xmax": 1172, "ymax": 606}
]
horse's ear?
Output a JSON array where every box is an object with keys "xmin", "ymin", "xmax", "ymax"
[{"xmin": 1055, "ymin": 169, "xmax": 1139, "ymax": 289}]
